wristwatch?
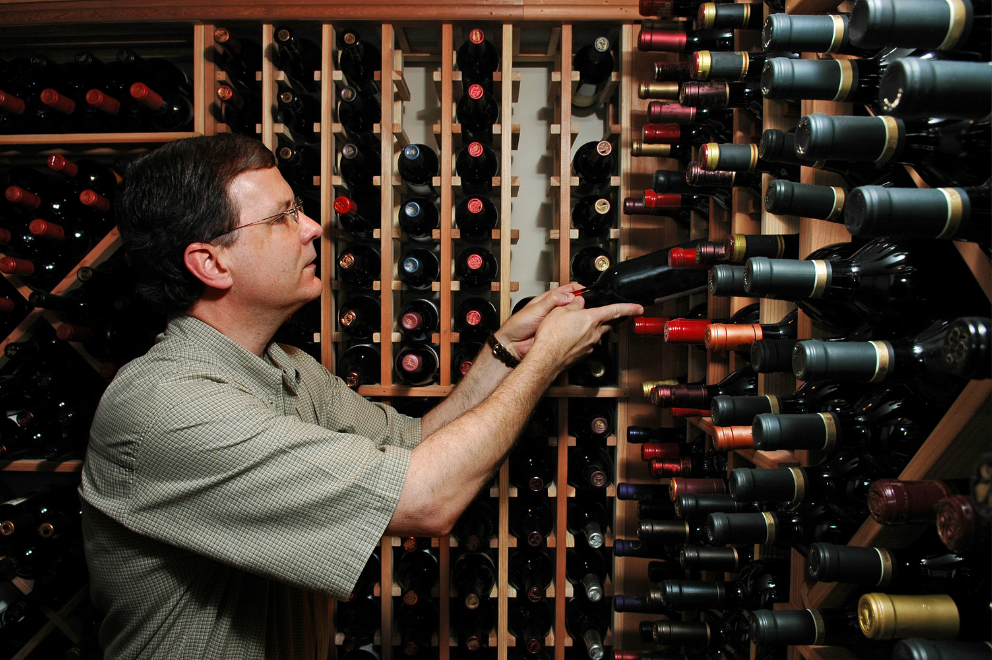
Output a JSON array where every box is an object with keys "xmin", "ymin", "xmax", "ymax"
[{"xmin": 487, "ymin": 334, "xmax": 520, "ymax": 368}]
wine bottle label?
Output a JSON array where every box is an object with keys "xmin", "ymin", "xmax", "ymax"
[
  {"xmin": 858, "ymin": 593, "xmax": 960, "ymax": 640},
  {"xmin": 761, "ymin": 511, "xmax": 777, "ymax": 544},
  {"xmin": 807, "ymin": 608, "xmax": 826, "ymax": 645}
]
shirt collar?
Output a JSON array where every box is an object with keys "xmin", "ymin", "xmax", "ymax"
[{"xmin": 165, "ymin": 315, "xmax": 298, "ymax": 396}]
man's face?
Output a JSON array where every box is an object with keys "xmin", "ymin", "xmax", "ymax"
[{"xmin": 223, "ymin": 167, "xmax": 323, "ymax": 318}]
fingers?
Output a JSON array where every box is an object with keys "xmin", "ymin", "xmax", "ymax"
[
  {"xmin": 592, "ymin": 302, "xmax": 644, "ymax": 323},
  {"xmin": 533, "ymin": 289, "xmax": 576, "ymax": 315},
  {"xmin": 561, "ymin": 282, "xmax": 585, "ymax": 293}
]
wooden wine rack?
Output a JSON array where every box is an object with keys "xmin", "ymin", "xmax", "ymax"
[{"xmin": 1, "ymin": 2, "xmax": 990, "ymax": 660}]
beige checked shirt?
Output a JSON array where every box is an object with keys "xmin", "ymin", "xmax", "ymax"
[{"xmin": 79, "ymin": 315, "xmax": 421, "ymax": 659}]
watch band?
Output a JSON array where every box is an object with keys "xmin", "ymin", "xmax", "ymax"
[{"xmin": 487, "ymin": 334, "xmax": 520, "ymax": 368}]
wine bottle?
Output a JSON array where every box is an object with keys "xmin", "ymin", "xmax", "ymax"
[
  {"xmin": 940, "ymin": 317, "xmax": 990, "ymax": 381},
  {"xmin": 333, "ymin": 194, "xmax": 378, "ymax": 240},
  {"xmin": 567, "ymin": 444, "xmax": 615, "ymax": 491},
  {"xmin": 337, "ymin": 244, "xmax": 381, "ymax": 288},
  {"xmin": 510, "ymin": 494, "xmax": 554, "ymax": 548},
  {"xmin": 764, "ymin": 180, "xmax": 848, "ymax": 223},
  {"xmin": 216, "ymin": 84, "xmax": 259, "ymax": 135},
  {"xmin": 399, "ymin": 198, "xmax": 440, "ymax": 242},
  {"xmin": 894, "ymin": 639, "xmax": 992, "ymax": 660},
  {"xmin": 698, "ymin": 142, "xmax": 798, "ymax": 181},
  {"xmin": 566, "ymin": 546, "xmax": 609, "ymax": 603},
  {"xmin": 338, "ymin": 30, "xmax": 381, "ymax": 96},
  {"xmin": 453, "ymin": 341, "xmax": 483, "ymax": 382},
  {"xmin": 641, "ymin": 191, "xmax": 711, "ymax": 217},
  {"xmin": 273, "ymin": 26, "xmax": 321, "ymax": 93},
  {"xmin": 570, "ymin": 245, "xmax": 612, "ymax": 287},
  {"xmin": 640, "ymin": 0, "xmax": 725, "ymax": 18},
  {"xmin": 578, "ymin": 239, "xmax": 709, "ymax": 307},
  {"xmin": 697, "ymin": 2, "xmax": 764, "ymax": 30},
  {"xmin": 680, "ymin": 544, "xmax": 755, "ymax": 572},
  {"xmin": 808, "ymin": 541, "xmax": 982, "ymax": 595},
  {"xmin": 116, "ymin": 48, "xmax": 191, "ymax": 99},
  {"xmin": 680, "ymin": 81, "xmax": 763, "ymax": 120},
  {"xmin": 646, "ymin": 609, "xmax": 751, "ymax": 656},
  {"xmin": 648, "ymin": 100, "xmax": 733, "ymax": 125},
  {"xmin": 453, "ymin": 550, "xmax": 496, "ymax": 609},
  {"xmin": 337, "ymin": 344, "xmax": 380, "ymax": 388},
  {"xmin": 858, "ymin": 591, "xmax": 992, "ymax": 642},
  {"xmin": 868, "ymin": 479, "xmax": 970, "ymax": 526},
  {"xmin": 705, "ymin": 308, "xmax": 798, "ymax": 353},
  {"xmin": 508, "ymin": 601, "xmax": 553, "ymax": 654},
  {"xmin": 675, "ymin": 493, "xmax": 758, "ymax": 522},
  {"xmin": 277, "ymin": 143, "xmax": 319, "ymax": 190},
  {"xmin": 617, "ymin": 481, "xmax": 682, "ymax": 502},
  {"xmin": 38, "ymin": 87, "xmax": 105, "ymax": 133},
  {"xmin": 129, "ymin": 82, "xmax": 192, "ymax": 131},
  {"xmin": 454, "ymin": 246, "xmax": 498, "ymax": 289},
  {"xmin": 509, "ymin": 443, "xmax": 554, "ymax": 493},
  {"xmin": 743, "ymin": 238, "xmax": 989, "ymax": 333},
  {"xmin": 456, "ymin": 598, "xmax": 495, "ymax": 651},
  {"xmin": 571, "ymin": 195, "xmax": 614, "ymax": 239},
  {"xmin": 509, "ymin": 548, "xmax": 553, "ymax": 603},
  {"xmin": 456, "ymin": 83, "xmax": 499, "ymax": 145},
  {"xmin": 45, "ymin": 155, "xmax": 121, "ymax": 199},
  {"xmin": 396, "ymin": 547, "xmax": 440, "ymax": 606},
  {"xmin": 761, "ymin": 57, "xmax": 884, "ymax": 111},
  {"xmin": 83, "ymin": 87, "xmax": 145, "ymax": 132},
  {"xmin": 707, "ymin": 505, "xmax": 860, "ymax": 548},
  {"xmin": 453, "ymin": 499, "xmax": 496, "ymax": 552},
  {"xmin": 661, "ymin": 560, "xmax": 788, "ymax": 611},
  {"xmin": 569, "ymin": 403, "xmax": 615, "ymax": 442},
  {"xmin": 844, "ymin": 184, "xmax": 990, "ymax": 245},
  {"xmin": 0, "ymin": 254, "xmax": 65, "ymax": 289},
  {"xmin": 573, "ymin": 140, "xmax": 615, "ymax": 195},
  {"xmin": 638, "ymin": 28, "xmax": 735, "ymax": 53},
  {"xmin": 567, "ymin": 496, "xmax": 610, "ymax": 549},
  {"xmin": 339, "ymin": 143, "xmax": 379, "ymax": 193},
  {"xmin": 453, "ymin": 296, "xmax": 498, "ymax": 341},
  {"xmin": 398, "ymin": 247, "xmax": 439, "ymax": 290},
  {"xmin": 879, "ymin": 58, "xmax": 992, "ymax": 121},
  {"xmin": 711, "ymin": 381, "xmax": 867, "ymax": 427},
  {"xmin": 397, "ymin": 299, "xmax": 439, "ymax": 343},
  {"xmin": 565, "ymin": 595, "xmax": 610, "ymax": 660},
  {"xmin": 394, "ymin": 345, "xmax": 439, "ymax": 386},
  {"xmin": 686, "ymin": 162, "xmax": 763, "ymax": 196},
  {"xmin": 337, "ymin": 86, "xmax": 380, "ymax": 138},
  {"xmin": 457, "ymin": 28, "xmax": 500, "ymax": 91},
  {"xmin": 398, "ymin": 143, "xmax": 439, "ymax": 198},
  {"xmin": 454, "ymin": 195, "xmax": 498, "ymax": 244},
  {"xmin": 849, "ymin": 0, "xmax": 991, "ymax": 56},
  {"xmin": 572, "ymin": 37, "xmax": 614, "ymax": 108},
  {"xmin": 642, "ymin": 122, "xmax": 726, "ymax": 147},
  {"xmin": 456, "ymin": 141, "xmax": 499, "ymax": 195},
  {"xmin": 347, "ymin": 552, "xmax": 380, "ymax": 601},
  {"xmin": 692, "ymin": 50, "xmax": 771, "ymax": 82},
  {"xmin": 630, "ymin": 140, "xmax": 694, "ymax": 165},
  {"xmin": 396, "ymin": 600, "xmax": 438, "ymax": 656},
  {"xmin": 749, "ymin": 607, "xmax": 884, "ymax": 652},
  {"xmin": 212, "ymin": 27, "xmax": 262, "ymax": 91},
  {"xmin": 762, "ymin": 13, "xmax": 878, "ymax": 57},
  {"xmin": 568, "ymin": 340, "xmax": 613, "ymax": 387},
  {"xmin": 627, "ymin": 426, "xmax": 686, "ymax": 444},
  {"xmin": 640, "ymin": 442, "xmax": 682, "ymax": 461},
  {"xmin": 651, "ymin": 368, "xmax": 757, "ymax": 409},
  {"xmin": 936, "ymin": 495, "xmax": 990, "ymax": 554},
  {"xmin": 337, "ymin": 595, "xmax": 380, "ymax": 651},
  {"xmin": 28, "ymin": 219, "xmax": 91, "ymax": 261},
  {"xmin": 794, "ymin": 114, "xmax": 991, "ymax": 189},
  {"xmin": 792, "ymin": 320, "xmax": 973, "ymax": 398}
]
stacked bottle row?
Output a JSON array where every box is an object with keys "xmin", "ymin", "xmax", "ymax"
[{"xmin": 600, "ymin": 0, "xmax": 992, "ymax": 654}]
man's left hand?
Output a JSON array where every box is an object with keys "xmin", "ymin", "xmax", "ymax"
[{"xmin": 494, "ymin": 283, "xmax": 584, "ymax": 360}]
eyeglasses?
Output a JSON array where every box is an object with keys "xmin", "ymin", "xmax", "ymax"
[{"xmin": 210, "ymin": 197, "xmax": 304, "ymax": 241}]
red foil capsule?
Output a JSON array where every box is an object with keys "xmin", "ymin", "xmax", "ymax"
[
  {"xmin": 668, "ymin": 247, "xmax": 707, "ymax": 269},
  {"xmin": 47, "ymin": 154, "xmax": 79, "ymax": 177},
  {"xmin": 638, "ymin": 29, "xmax": 689, "ymax": 52},
  {"xmin": 633, "ymin": 317, "xmax": 670, "ymax": 336},
  {"xmin": 0, "ymin": 90, "xmax": 26, "ymax": 115},
  {"xmin": 40, "ymin": 88, "xmax": 76, "ymax": 115},
  {"xmin": 130, "ymin": 82, "xmax": 164, "ymax": 110},
  {"xmin": 650, "ymin": 457, "xmax": 692, "ymax": 478},
  {"xmin": 668, "ymin": 407, "xmax": 710, "ymax": 418},
  {"xmin": 936, "ymin": 495, "xmax": 990, "ymax": 553},
  {"xmin": 0, "ymin": 298, "xmax": 15, "ymax": 313},
  {"xmin": 868, "ymin": 479, "xmax": 956, "ymax": 526},
  {"xmin": 664, "ymin": 319, "xmax": 712, "ymax": 344},
  {"xmin": 642, "ymin": 123, "xmax": 683, "ymax": 144},
  {"xmin": 643, "ymin": 190, "xmax": 683, "ymax": 209},
  {"xmin": 0, "ymin": 257, "xmax": 34, "ymax": 276},
  {"xmin": 713, "ymin": 425, "xmax": 753, "ymax": 450},
  {"xmin": 669, "ymin": 477, "xmax": 726, "ymax": 500},
  {"xmin": 80, "ymin": 189, "xmax": 111, "ymax": 212},
  {"xmin": 86, "ymin": 89, "xmax": 121, "ymax": 114},
  {"xmin": 29, "ymin": 219, "xmax": 65, "ymax": 240}
]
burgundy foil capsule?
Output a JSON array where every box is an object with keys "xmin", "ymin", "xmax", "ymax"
[
  {"xmin": 648, "ymin": 102, "xmax": 696, "ymax": 124},
  {"xmin": 642, "ymin": 123, "xmax": 683, "ymax": 144},
  {"xmin": 686, "ymin": 162, "xmax": 737, "ymax": 187},
  {"xmin": 669, "ymin": 477, "xmax": 727, "ymax": 500},
  {"xmin": 638, "ymin": 29, "xmax": 689, "ymax": 52},
  {"xmin": 643, "ymin": 190, "xmax": 684, "ymax": 209},
  {"xmin": 650, "ymin": 458, "xmax": 692, "ymax": 478},
  {"xmin": 654, "ymin": 60, "xmax": 693, "ymax": 82},
  {"xmin": 680, "ymin": 82, "xmax": 731, "ymax": 107},
  {"xmin": 633, "ymin": 317, "xmax": 669, "ymax": 336},
  {"xmin": 651, "ymin": 384, "xmax": 710, "ymax": 409},
  {"xmin": 936, "ymin": 495, "xmax": 991, "ymax": 553},
  {"xmin": 695, "ymin": 241, "xmax": 727, "ymax": 264},
  {"xmin": 663, "ymin": 319, "xmax": 712, "ymax": 344},
  {"xmin": 639, "ymin": 0, "xmax": 676, "ymax": 17},
  {"xmin": 867, "ymin": 479, "xmax": 956, "ymax": 525}
]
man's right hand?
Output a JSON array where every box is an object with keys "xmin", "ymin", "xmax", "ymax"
[{"xmin": 527, "ymin": 294, "xmax": 643, "ymax": 374}]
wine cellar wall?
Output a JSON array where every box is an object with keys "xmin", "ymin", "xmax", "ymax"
[{"xmin": 0, "ymin": 2, "xmax": 989, "ymax": 660}]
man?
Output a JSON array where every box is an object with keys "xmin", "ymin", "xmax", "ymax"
[{"xmin": 79, "ymin": 133, "xmax": 641, "ymax": 659}]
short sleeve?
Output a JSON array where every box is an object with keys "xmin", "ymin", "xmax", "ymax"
[{"xmin": 123, "ymin": 379, "xmax": 410, "ymax": 600}]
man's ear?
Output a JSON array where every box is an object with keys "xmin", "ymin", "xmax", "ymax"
[{"xmin": 184, "ymin": 242, "xmax": 234, "ymax": 291}]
